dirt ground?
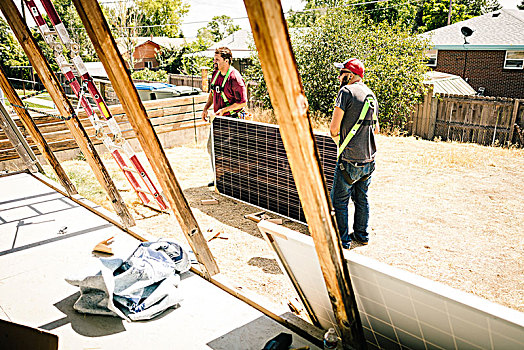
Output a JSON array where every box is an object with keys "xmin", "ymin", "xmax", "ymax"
[{"xmin": 44, "ymin": 132, "xmax": 524, "ymax": 314}]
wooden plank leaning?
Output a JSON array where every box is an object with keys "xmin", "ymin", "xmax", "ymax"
[
  {"xmin": 0, "ymin": 64, "xmax": 78, "ymax": 196},
  {"xmin": 508, "ymin": 99, "xmax": 520, "ymax": 144},
  {"xmin": 0, "ymin": 0, "xmax": 135, "ymax": 227},
  {"xmin": 242, "ymin": 0, "xmax": 366, "ymax": 348},
  {"xmin": 71, "ymin": 0, "xmax": 219, "ymax": 277}
]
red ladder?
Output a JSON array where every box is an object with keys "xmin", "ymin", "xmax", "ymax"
[{"xmin": 24, "ymin": 0, "xmax": 168, "ymax": 211}]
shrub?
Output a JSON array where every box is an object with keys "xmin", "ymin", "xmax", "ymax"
[
  {"xmin": 246, "ymin": 9, "xmax": 430, "ymax": 130},
  {"xmin": 131, "ymin": 68, "xmax": 168, "ymax": 82}
]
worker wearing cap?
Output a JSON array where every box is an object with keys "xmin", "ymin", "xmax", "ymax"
[
  {"xmin": 329, "ymin": 58, "xmax": 379, "ymax": 249},
  {"xmin": 201, "ymin": 47, "xmax": 247, "ymax": 186}
]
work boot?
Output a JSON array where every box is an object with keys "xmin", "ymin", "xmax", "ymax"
[{"xmin": 349, "ymin": 233, "xmax": 368, "ymax": 245}]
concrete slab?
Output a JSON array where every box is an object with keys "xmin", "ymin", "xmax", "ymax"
[{"xmin": 0, "ymin": 172, "xmax": 321, "ymax": 350}]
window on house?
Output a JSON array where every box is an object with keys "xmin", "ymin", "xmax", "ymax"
[
  {"xmin": 145, "ymin": 61, "xmax": 153, "ymax": 69},
  {"xmin": 425, "ymin": 50, "xmax": 438, "ymax": 67},
  {"xmin": 504, "ymin": 51, "xmax": 524, "ymax": 69}
]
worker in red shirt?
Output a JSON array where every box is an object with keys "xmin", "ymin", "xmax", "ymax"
[
  {"xmin": 201, "ymin": 47, "xmax": 247, "ymax": 186},
  {"xmin": 202, "ymin": 47, "xmax": 247, "ymax": 120}
]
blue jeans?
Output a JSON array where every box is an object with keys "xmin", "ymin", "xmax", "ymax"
[{"xmin": 330, "ymin": 159, "xmax": 375, "ymax": 247}]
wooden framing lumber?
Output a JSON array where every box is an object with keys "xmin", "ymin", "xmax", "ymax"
[
  {"xmin": 71, "ymin": 0, "xmax": 219, "ymax": 277},
  {"xmin": 0, "ymin": 64, "xmax": 78, "ymax": 196},
  {"xmin": 508, "ymin": 99, "xmax": 520, "ymax": 144},
  {"xmin": 243, "ymin": 0, "xmax": 365, "ymax": 348},
  {"xmin": 0, "ymin": 0, "xmax": 134, "ymax": 227}
]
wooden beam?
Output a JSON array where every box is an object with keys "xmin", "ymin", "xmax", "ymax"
[
  {"xmin": 0, "ymin": 0, "xmax": 135, "ymax": 227},
  {"xmin": 0, "ymin": 64, "xmax": 78, "ymax": 196},
  {"xmin": 508, "ymin": 99, "xmax": 520, "ymax": 144},
  {"xmin": 71, "ymin": 0, "xmax": 219, "ymax": 277},
  {"xmin": 243, "ymin": 0, "xmax": 365, "ymax": 348}
]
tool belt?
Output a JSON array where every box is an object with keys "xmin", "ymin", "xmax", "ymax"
[{"xmin": 338, "ymin": 161, "xmax": 373, "ymax": 185}]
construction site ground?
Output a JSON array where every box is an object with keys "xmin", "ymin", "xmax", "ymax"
[{"xmin": 42, "ymin": 130, "xmax": 524, "ymax": 314}]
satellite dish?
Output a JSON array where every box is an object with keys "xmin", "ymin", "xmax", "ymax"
[
  {"xmin": 461, "ymin": 26, "xmax": 474, "ymax": 44},
  {"xmin": 461, "ymin": 27, "xmax": 474, "ymax": 37}
]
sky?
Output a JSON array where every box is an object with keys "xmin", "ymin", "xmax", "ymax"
[
  {"xmin": 179, "ymin": 0, "xmax": 306, "ymax": 38},
  {"xmin": 9, "ymin": 0, "xmax": 523, "ymax": 38}
]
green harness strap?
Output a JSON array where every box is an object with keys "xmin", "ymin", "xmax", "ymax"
[
  {"xmin": 211, "ymin": 66, "xmax": 232, "ymax": 104},
  {"xmin": 337, "ymin": 96, "xmax": 378, "ymax": 158}
]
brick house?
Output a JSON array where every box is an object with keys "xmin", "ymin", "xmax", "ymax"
[
  {"xmin": 421, "ymin": 10, "xmax": 524, "ymax": 98},
  {"xmin": 117, "ymin": 37, "xmax": 190, "ymax": 70}
]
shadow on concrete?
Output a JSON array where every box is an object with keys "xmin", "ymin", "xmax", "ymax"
[
  {"xmin": 39, "ymin": 292, "xmax": 126, "ymax": 337},
  {"xmin": 206, "ymin": 314, "xmax": 321, "ymax": 350}
]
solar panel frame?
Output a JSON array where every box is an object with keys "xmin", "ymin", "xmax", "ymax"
[{"xmin": 213, "ymin": 116, "xmax": 337, "ymax": 224}]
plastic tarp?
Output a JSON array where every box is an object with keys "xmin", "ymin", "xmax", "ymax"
[{"xmin": 66, "ymin": 239, "xmax": 190, "ymax": 321}]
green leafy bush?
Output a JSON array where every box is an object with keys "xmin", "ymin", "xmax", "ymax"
[
  {"xmin": 246, "ymin": 8, "xmax": 431, "ymax": 130},
  {"xmin": 131, "ymin": 68, "xmax": 168, "ymax": 82}
]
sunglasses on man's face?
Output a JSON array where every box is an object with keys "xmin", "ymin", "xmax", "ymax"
[{"xmin": 339, "ymin": 70, "xmax": 352, "ymax": 76}]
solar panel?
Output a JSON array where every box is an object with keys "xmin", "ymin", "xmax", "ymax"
[
  {"xmin": 213, "ymin": 116, "xmax": 337, "ymax": 223},
  {"xmin": 258, "ymin": 220, "xmax": 524, "ymax": 350}
]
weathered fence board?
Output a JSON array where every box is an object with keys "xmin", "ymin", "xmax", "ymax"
[
  {"xmin": 410, "ymin": 92, "xmax": 523, "ymax": 146},
  {"xmin": 0, "ymin": 94, "xmax": 208, "ymax": 162}
]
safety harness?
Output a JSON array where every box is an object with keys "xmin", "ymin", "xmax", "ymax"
[
  {"xmin": 337, "ymin": 95, "xmax": 378, "ymax": 184},
  {"xmin": 210, "ymin": 67, "xmax": 244, "ymax": 118}
]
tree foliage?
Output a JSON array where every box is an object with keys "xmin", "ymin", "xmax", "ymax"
[
  {"xmin": 135, "ymin": 0, "xmax": 189, "ymax": 37},
  {"xmin": 204, "ymin": 15, "xmax": 241, "ymax": 42},
  {"xmin": 49, "ymin": 0, "xmax": 96, "ymax": 61},
  {"xmin": 246, "ymin": 8, "xmax": 430, "ymax": 130},
  {"xmin": 0, "ymin": 18, "xmax": 26, "ymax": 68},
  {"xmin": 418, "ymin": 0, "xmax": 500, "ymax": 32},
  {"xmin": 131, "ymin": 68, "xmax": 167, "ymax": 82},
  {"xmin": 156, "ymin": 38, "xmax": 212, "ymax": 75},
  {"xmin": 288, "ymin": 0, "xmax": 501, "ymax": 33}
]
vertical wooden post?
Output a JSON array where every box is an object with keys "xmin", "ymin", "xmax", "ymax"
[
  {"xmin": 71, "ymin": 0, "xmax": 219, "ymax": 277},
  {"xmin": 0, "ymin": 0, "xmax": 135, "ymax": 227},
  {"xmin": 242, "ymin": 0, "xmax": 365, "ymax": 348},
  {"xmin": 508, "ymin": 99, "xmax": 520, "ymax": 144},
  {"xmin": 427, "ymin": 86, "xmax": 438, "ymax": 140},
  {"xmin": 201, "ymin": 67, "xmax": 209, "ymax": 93},
  {"xmin": 0, "ymin": 64, "xmax": 78, "ymax": 196}
]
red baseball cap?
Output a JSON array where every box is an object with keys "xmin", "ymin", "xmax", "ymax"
[{"xmin": 334, "ymin": 58, "xmax": 365, "ymax": 77}]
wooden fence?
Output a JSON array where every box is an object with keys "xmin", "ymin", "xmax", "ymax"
[
  {"xmin": 409, "ymin": 89, "xmax": 524, "ymax": 146},
  {"xmin": 0, "ymin": 94, "xmax": 208, "ymax": 163},
  {"xmin": 168, "ymin": 74, "xmax": 203, "ymax": 89}
]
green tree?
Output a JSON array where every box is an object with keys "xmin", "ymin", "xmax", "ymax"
[
  {"xmin": 48, "ymin": 0, "xmax": 96, "ymax": 61},
  {"xmin": 131, "ymin": 68, "xmax": 167, "ymax": 81},
  {"xmin": 205, "ymin": 15, "xmax": 241, "ymax": 42},
  {"xmin": 418, "ymin": 0, "xmax": 501, "ymax": 32},
  {"xmin": 517, "ymin": 0, "xmax": 524, "ymax": 9},
  {"xmin": 135, "ymin": 0, "xmax": 189, "ymax": 37},
  {"xmin": 0, "ymin": 18, "xmax": 26, "ymax": 68},
  {"xmin": 247, "ymin": 8, "xmax": 430, "ymax": 130},
  {"xmin": 180, "ymin": 38, "xmax": 213, "ymax": 75}
]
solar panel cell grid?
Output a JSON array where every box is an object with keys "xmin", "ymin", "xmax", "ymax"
[
  {"xmin": 213, "ymin": 116, "xmax": 337, "ymax": 223},
  {"xmin": 258, "ymin": 225, "xmax": 524, "ymax": 350}
]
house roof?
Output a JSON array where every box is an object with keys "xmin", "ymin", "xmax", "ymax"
[
  {"xmin": 115, "ymin": 37, "xmax": 192, "ymax": 55},
  {"xmin": 190, "ymin": 29, "xmax": 253, "ymax": 59},
  {"xmin": 421, "ymin": 9, "xmax": 524, "ymax": 50},
  {"xmin": 423, "ymin": 71, "xmax": 476, "ymax": 95}
]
